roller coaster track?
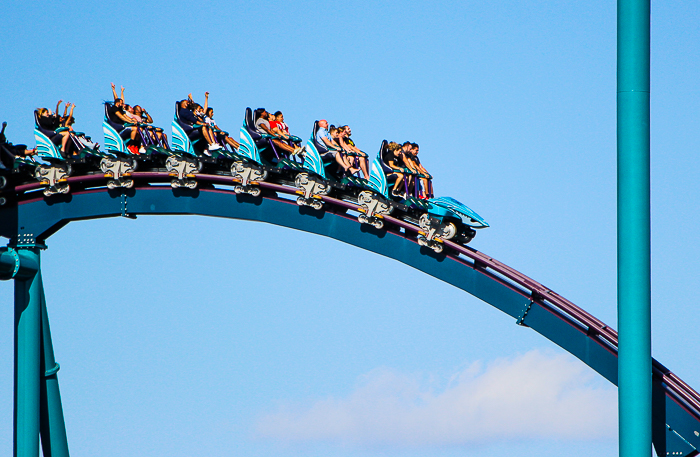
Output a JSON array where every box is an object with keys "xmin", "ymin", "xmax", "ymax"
[{"xmin": 1, "ymin": 171, "xmax": 699, "ymax": 456}]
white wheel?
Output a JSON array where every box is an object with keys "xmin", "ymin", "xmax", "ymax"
[
  {"xmin": 250, "ymin": 187, "xmax": 261, "ymax": 197},
  {"xmin": 432, "ymin": 243, "xmax": 444, "ymax": 254},
  {"xmin": 0, "ymin": 176, "xmax": 6, "ymax": 189},
  {"xmin": 358, "ymin": 214, "xmax": 369, "ymax": 224},
  {"xmin": 186, "ymin": 181, "xmax": 197, "ymax": 189},
  {"xmin": 297, "ymin": 196, "xmax": 305, "ymax": 206},
  {"xmin": 234, "ymin": 185, "xmax": 244, "ymax": 194},
  {"xmin": 312, "ymin": 200, "xmax": 323, "ymax": 210},
  {"xmin": 372, "ymin": 219, "xmax": 384, "ymax": 230},
  {"xmin": 107, "ymin": 181, "xmax": 117, "ymax": 189},
  {"xmin": 130, "ymin": 159, "xmax": 138, "ymax": 171},
  {"xmin": 0, "ymin": 197, "xmax": 7, "ymax": 206},
  {"xmin": 59, "ymin": 185, "xmax": 70, "ymax": 194},
  {"xmin": 171, "ymin": 179, "xmax": 181, "ymax": 188},
  {"xmin": 418, "ymin": 236, "xmax": 428, "ymax": 247},
  {"xmin": 124, "ymin": 179, "xmax": 134, "ymax": 189}
]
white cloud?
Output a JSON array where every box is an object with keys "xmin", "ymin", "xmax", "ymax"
[{"xmin": 255, "ymin": 349, "xmax": 617, "ymax": 447}]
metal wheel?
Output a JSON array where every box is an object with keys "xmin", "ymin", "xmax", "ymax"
[
  {"xmin": 311, "ymin": 200, "xmax": 323, "ymax": 210},
  {"xmin": 0, "ymin": 197, "xmax": 6, "ymax": 206},
  {"xmin": 0, "ymin": 176, "xmax": 6, "ymax": 190},
  {"xmin": 171, "ymin": 179, "xmax": 181, "ymax": 188},
  {"xmin": 234, "ymin": 185, "xmax": 243, "ymax": 194},
  {"xmin": 124, "ymin": 179, "xmax": 134, "ymax": 189},
  {"xmin": 432, "ymin": 243, "xmax": 443, "ymax": 254},
  {"xmin": 250, "ymin": 187, "xmax": 261, "ymax": 197},
  {"xmin": 358, "ymin": 214, "xmax": 369, "ymax": 224},
  {"xmin": 372, "ymin": 219, "xmax": 384, "ymax": 230},
  {"xmin": 297, "ymin": 196, "xmax": 305, "ymax": 206},
  {"xmin": 107, "ymin": 181, "xmax": 117, "ymax": 189}
]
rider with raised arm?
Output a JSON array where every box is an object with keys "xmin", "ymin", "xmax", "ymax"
[
  {"xmin": 316, "ymin": 119, "xmax": 356, "ymax": 174},
  {"xmin": 108, "ymin": 84, "xmax": 139, "ymax": 147},
  {"xmin": 204, "ymin": 107, "xmax": 240, "ymax": 150},
  {"xmin": 37, "ymin": 105, "xmax": 72, "ymax": 157},
  {"xmin": 178, "ymin": 96, "xmax": 221, "ymax": 154}
]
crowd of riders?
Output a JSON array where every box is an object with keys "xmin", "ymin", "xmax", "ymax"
[{"xmin": 4, "ymin": 83, "xmax": 436, "ymax": 199}]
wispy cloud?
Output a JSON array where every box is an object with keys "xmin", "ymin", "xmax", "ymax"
[{"xmin": 255, "ymin": 349, "xmax": 617, "ymax": 447}]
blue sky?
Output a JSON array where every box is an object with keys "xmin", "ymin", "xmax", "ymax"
[{"xmin": 1, "ymin": 1, "xmax": 699, "ymax": 456}]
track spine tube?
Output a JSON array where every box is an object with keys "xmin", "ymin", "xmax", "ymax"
[
  {"xmin": 14, "ymin": 248, "xmax": 42, "ymax": 457},
  {"xmin": 617, "ymin": 0, "xmax": 652, "ymax": 455}
]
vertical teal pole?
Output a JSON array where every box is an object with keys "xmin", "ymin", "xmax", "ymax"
[
  {"xmin": 617, "ymin": 0, "xmax": 651, "ymax": 455},
  {"xmin": 39, "ymin": 273, "xmax": 70, "ymax": 457},
  {"xmin": 14, "ymin": 248, "xmax": 42, "ymax": 457}
]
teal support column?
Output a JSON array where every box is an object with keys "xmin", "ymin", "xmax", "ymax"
[
  {"xmin": 14, "ymin": 248, "xmax": 42, "ymax": 457},
  {"xmin": 617, "ymin": 0, "xmax": 651, "ymax": 456},
  {"xmin": 39, "ymin": 273, "xmax": 70, "ymax": 457}
]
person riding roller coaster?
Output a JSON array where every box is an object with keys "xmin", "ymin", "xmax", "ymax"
[
  {"xmin": 407, "ymin": 142, "xmax": 433, "ymax": 198},
  {"xmin": 0, "ymin": 122, "xmax": 35, "ymax": 170},
  {"xmin": 254, "ymin": 108, "xmax": 303, "ymax": 157},
  {"xmin": 203, "ymin": 105, "xmax": 240, "ymax": 151},
  {"xmin": 315, "ymin": 119, "xmax": 357, "ymax": 176},
  {"xmin": 110, "ymin": 83, "xmax": 169, "ymax": 152},
  {"xmin": 336, "ymin": 125, "xmax": 369, "ymax": 179},
  {"xmin": 36, "ymin": 102, "xmax": 97, "ymax": 158},
  {"xmin": 178, "ymin": 93, "xmax": 222, "ymax": 155}
]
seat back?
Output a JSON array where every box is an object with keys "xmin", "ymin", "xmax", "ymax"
[
  {"xmin": 302, "ymin": 128, "xmax": 326, "ymax": 179},
  {"xmin": 34, "ymin": 110, "xmax": 57, "ymax": 138},
  {"xmin": 172, "ymin": 102, "xmax": 195, "ymax": 155},
  {"xmin": 311, "ymin": 120, "xmax": 329, "ymax": 155},
  {"xmin": 378, "ymin": 139, "xmax": 394, "ymax": 173},
  {"xmin": 33, "ymin": 110, "xmax": 63, "ymax": 160},
  {"xmin": 103, "ymin": 103, "xmax": 126, "ymax": 153},
  {"xmin": 245, "ymin": 107, "xmax": 262, "ymax": 141},
  {"xmin": 367, "ymin": 140, "xmax": 389, "ymax": 197},
  {"xmin": 237, "ymin": 108, "xmax": 262, "ymax": 163}
]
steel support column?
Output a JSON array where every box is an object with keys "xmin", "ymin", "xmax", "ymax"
[
  {"xmin": 39, "ymin": 273, "xmax": 70, "ymax": 457},
  {"xmin": 617, "ymin": 0, "xmax": 652, "ymax": 456},
  {"xmin": 14, "ymin": 248, "xmax": 42, "ymax": 457}
]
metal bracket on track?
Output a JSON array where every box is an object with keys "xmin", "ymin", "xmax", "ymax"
[
  {"xmin": 120, "ymin": 193, "xmax": 136, "ymax": 219},
  {"xmin": 516, "ymin": 300, "xmax": 534, "ymax": 326}
]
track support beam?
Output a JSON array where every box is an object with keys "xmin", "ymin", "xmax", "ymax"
[
  {"xmin": 617, "ymin": 0, "xmax": 652, "ymax": 455},
  {"xmin": 12, "ymin": 246, "xmax": 70, "ymax": 457}
]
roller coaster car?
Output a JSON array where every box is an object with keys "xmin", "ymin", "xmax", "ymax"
[
  {"xmin": 34, "ymin": 110, "xmax": 107, "ymax": 196},
  {"xmin": 375, "ymin": 141, "xmax": 489, "ymax": 252},
  {"xmin": 0, "ymin": 122, "xmax": 37, "ymax": 206},
  {"xmin": 291, "ymin": 121, "xmax": 379, "ymax": 211}
]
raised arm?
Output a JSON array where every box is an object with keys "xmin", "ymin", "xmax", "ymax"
[
  {"xmin": 203, "ymin": 92, "xmax": 209, "ymax": 112},
  {"xmin": 64, "ymin": 104, "xmax": 75, "ymax": 126},
  {"xmin": 111, "ymin": 83, "xmax": 118, "ymax": 101},
  {"xmin": 55, "ymin": 100, "xmax": 63, "ymax": 115},
  {"xmin": 63, "ymin": 103, "xmax": 70, "ymax": 117}
]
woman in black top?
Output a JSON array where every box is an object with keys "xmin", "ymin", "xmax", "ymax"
[{"xmin": 37, "ymin": 107, "xmax": 72, "ymax": 157}]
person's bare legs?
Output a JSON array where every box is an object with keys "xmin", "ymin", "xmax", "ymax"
[
  {"xmin": 391, "ymin": 173, "xmax": 404, "ymax": 194},
  {"xmin": 358, "ymin": 156, "xmax": 369, "ymax": 179},
  {"xmin": 59, "ymin": 132, "xmax": 70, "ymax": 156},
  {"xmin": 272, "ymin": 139, "xmax": 296, "ymax": 155},
  {"xmin": 225, "ymin": 136, "xmax": 239, "ymax": 149}
]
